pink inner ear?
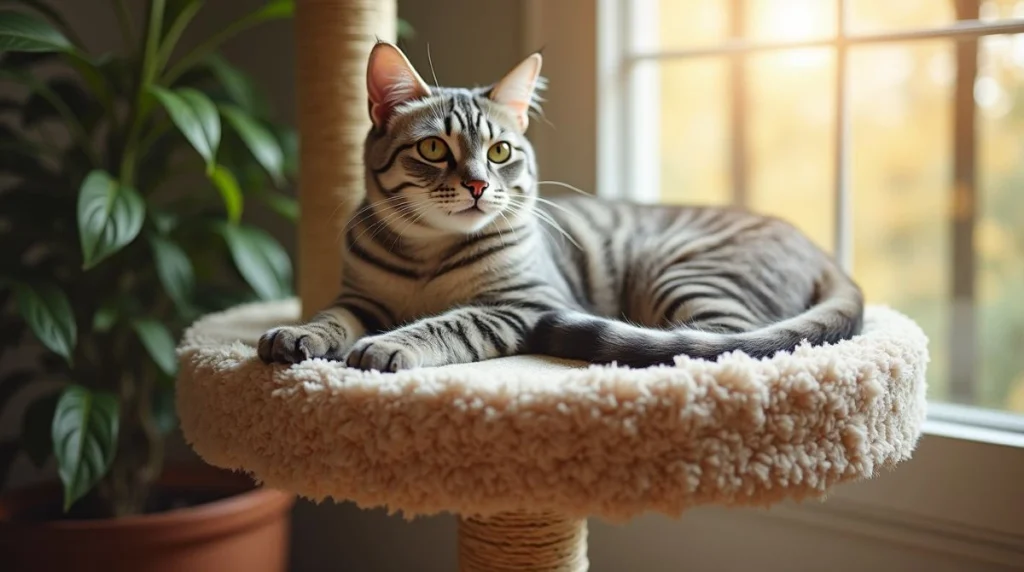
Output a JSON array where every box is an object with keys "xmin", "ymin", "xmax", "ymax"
[
  {"xmin": 489, "ymin": 53, "xmax": 542, "ymax": 130},
  {"xmin": 367, "ymin": 44, "xmax": 431, "ymax": 128}
]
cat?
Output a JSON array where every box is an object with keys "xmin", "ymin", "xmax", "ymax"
[{"xmin": 257, "ymin": 41, "xmax": 864, "ymax": 371}]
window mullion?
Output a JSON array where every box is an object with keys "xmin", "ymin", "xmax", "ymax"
[
  {"xmin": 834, "ymin": 0, "xmax": 852, "ymax": 271},
  {"xmin": 950, "ymin": 0, "xmax": 981, "ymax": 404},
  {"xmin": 729, "ymin": 0, "xmax": 749, "ymax": 207}
]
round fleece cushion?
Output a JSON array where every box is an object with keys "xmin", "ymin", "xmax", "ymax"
[{"xmin": 176, "ymin": 299, "xmax": 928, "ymax": 521}]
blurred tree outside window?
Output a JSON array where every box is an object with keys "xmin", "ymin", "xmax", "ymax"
[{"xmin": 648, "ymin": 0, "xmax": 1024, "ymax": 413}]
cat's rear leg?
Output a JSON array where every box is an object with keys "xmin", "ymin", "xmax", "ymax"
[{"xmin": 634, "ymin": 263, "xmax": 767, "ymax": 334}]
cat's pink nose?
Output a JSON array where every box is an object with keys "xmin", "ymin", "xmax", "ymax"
[{"xmin": 461, "ymin": 179, "xmax": 489, "ymax": 199}]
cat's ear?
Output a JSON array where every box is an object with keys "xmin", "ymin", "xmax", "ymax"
[
  {"xmin": 367, "ymin": 42, "xmax": 431, "ymax": 130},
  {"xmin": 488, "ymin": 52, "xmax": 543, "ymax": 131}
]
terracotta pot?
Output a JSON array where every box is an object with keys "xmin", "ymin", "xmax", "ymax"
[{"xmin": 0, "ymin": 465, "xmax": 295, "ymax": 572}]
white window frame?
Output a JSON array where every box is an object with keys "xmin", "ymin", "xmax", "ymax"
[{"xmin": 525, "ymin": 0, "xmax": 1024, "ymax": 559}]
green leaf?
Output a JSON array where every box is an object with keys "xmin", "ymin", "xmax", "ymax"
[
  {"xmin": 150, "ymin": 209, "xmax": 179, "ymax": 235},
  {"xmin": 93, "ymin": 52, "xmax": 134, "ymax": 96},
  {"xmin": 157, "ymin": 0, "xmax": 202, "ymax": 68},
  {"xmin": 397, "ymin": 18, "xmax": 415, "ymax": 41},
  {"xmin": 258, "ymin": 189, "xmax": 298, "ymax": 222},
  {"xmin": 219, "ymin": 104, "xmax": 284, "ymax": 187},
  {"xmin": 150, "ymin": 86, "xmax": 221, "ymax": 172},
  {"xmin": 149, "ymin": 234, "xmax": 194, "ymax": 309},
  {"xmin": 209, "ymin": 164, "xmax": 243, "ymax": 223},
  {"xmin": 77, "ymin": 170, "xmax": 145, "ymax": 269},
  {"xmin": 132, "ymin": 318, "xmax": 178, "ymax": 377},
  {"xmin": 12, "ymin": 282, "xmax": 76, "ymax": 363},
  {"xmin": 203, "ymin": 53, "xmax": 270, "ymax": 117},
  {"xmin": 21, "ymin": 391, "xmax": 59, "ymax": 467},
  {"xmin": 220, "ymin": 224, "xmax": 292, "ymax": 300},
  {"xmin": 261, "ymin": 0, "xmax": 293, "ymax": 19},
  {"xmin": 161, "ymin": 0, "xmax": 293, "ymax": 84},
  {"xmin": 0, "ymin": 10, "xmax": 73, "ymax": 53},
  {"xmin": 0, "ymin": 0, "xmax": 83, "ymax": 48},
  {"xmin": 91, "ymin": 300, "xmax": 118, "ymax": 332},
  {"xmin": 52, "ymin": 385, "xmax": 119, "ymax": 511},
  {"xmin": 276, "ymin": 125, "xmax": 298, "ymax": 178},
  {"xmin": 1, "ymin": 1, "xmax": 67, "ymax": 29}
]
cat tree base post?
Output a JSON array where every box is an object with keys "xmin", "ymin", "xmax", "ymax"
[
  {"xmin": 295, "ymin": 0, "xmax": 395, "ymax": 320},
  {"xmin": 458, "ymin": 511, "xmax": 589, "ymax": 572}
]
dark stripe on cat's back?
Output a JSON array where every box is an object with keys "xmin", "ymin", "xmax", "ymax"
[
  {"xmin": 660, "ymin": 289, "xmax": 728, "ymax": 321},
  {"xmin": 676, "ymin": 269, "xmax": 783, "ymax": 317},
  {"xmin": 481, "ymin": 280, "xmax": 548, "ymax": 297},
  {"xmin": 541, "ymin": 204, "xmax": 593, "ymax": 305}
]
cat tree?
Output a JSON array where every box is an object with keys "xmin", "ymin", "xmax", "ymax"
[{"xmin": 175, "ymin": 1, "xmax": 930, "ymax": 570}]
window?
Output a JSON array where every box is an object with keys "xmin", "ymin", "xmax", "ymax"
[
  {"xmin": 525, "ymin": 0, "xmax": 1024, "ymax": 552},
  {"xmin": 600, "ymin": 0, "xmax": 1024, "ymax": 420}
]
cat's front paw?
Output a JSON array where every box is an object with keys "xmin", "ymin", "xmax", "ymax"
[
  {"xmin": 257, "ymin": 325, "xmax": 346, "ymax": 364},
  {"xmin": 344, "ymin": 336, "xmax": 423, "ymax": 372}
]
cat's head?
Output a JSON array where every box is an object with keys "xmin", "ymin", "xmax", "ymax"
[{"xmin": 362, "ymin": 42, "xmax": 543, "ymax": 236}]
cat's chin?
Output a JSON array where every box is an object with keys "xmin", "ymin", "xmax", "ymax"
[
  {"xmin": 420, "ymin": 208, "xmax": 498, "ymax": 235},
  {"xmin": 446, "ymin": 213, "xmax": 496, "ymax": 234}
]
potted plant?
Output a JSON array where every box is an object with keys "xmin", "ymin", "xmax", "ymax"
[{"xmin": 0, "ymin": 1, "xmax": 306, "ymax": 570}]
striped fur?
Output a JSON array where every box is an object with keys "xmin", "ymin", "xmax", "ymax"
[{"xmin": 257, "ymin": 43, "xmax": 864, "ymax": 371}]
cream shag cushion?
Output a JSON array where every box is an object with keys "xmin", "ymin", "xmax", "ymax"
[{"xmin": 176, "ymin": 299, "xmax": 928, "ymax": 521}]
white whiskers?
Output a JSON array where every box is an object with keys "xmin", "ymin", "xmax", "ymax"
[{"xmin": 537, "ymin": 180, "xmax": 590, "ymax": 196}]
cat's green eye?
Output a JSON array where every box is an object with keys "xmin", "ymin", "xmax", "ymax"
[
  {"xmin": 417, "ymin": 137, "xmax": 449, "ymax": 162},
  {"xmin": 487, "ymin": 141, "xmax": 512, "ymax": 164}
]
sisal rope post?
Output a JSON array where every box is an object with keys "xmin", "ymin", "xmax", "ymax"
[
  {"xmin": 458, "ymin": 511, "xmax": 589, "ymax": 572},
  {"xmin": 295, "ymin": 0, "xmax": 396, "ymax": 320}
]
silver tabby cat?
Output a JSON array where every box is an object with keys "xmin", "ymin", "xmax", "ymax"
[{"xmin": 257, "ymin": 42, "xmax": 864, "ymax": 371}]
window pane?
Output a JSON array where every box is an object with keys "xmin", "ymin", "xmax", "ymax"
[
  {"xmin": 745, "ymin": 0, "xmax": 836, "ymax": 43},
  {"xmin": 748, "ymin": 48, "xmax": 836, "ymax": 252},
  {"xmin": 657, "ymin": 0, "xmax": 838, "ymax": 50},
  {"xmin": 658, "ymin": 60, "xmax": 731, "ymax": 205},
  {"xmin": 645, "ymin": 0, "xmax": 1024, "ymax": 415},
  {"xmin": 849, "ymin": 40, "xmax": 953, "ymax": 403},
  {"xmin": 978, "ymin": 34, "xmax": 1024, "ymax": 412},
  {"xmin": 658, "ymin": 0, "xmax": 728, "ymax": 50},
  {"xmin": 848, "ymin": 0, "xmax": 1024, "ymax": 34}
]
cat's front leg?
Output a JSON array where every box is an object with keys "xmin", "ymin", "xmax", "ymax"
[
  {"xmin": 344, "ymin": 305, "xmax": 544, "ymax": 372},
  {"xmin": 258, "ymin": 305, "xmax": 373, "ymax": 364}
]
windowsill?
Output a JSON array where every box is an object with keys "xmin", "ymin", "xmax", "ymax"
[
  {"xmin": 922, "ymin": 401, "xmax": 1024, "ymax": 449},
  {"xmin": 922, "ymin": 418, "xmax": 1024, "ymax": 449}
]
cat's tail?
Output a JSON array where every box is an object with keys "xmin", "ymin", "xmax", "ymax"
[{"xmin": 527, "ymin": 264, "xmax": 864, "ymax": 367}]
